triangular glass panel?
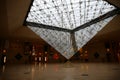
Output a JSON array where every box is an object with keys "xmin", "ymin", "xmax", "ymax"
[
  {"xmin": 75, "ymin": 16, "xmax": 115, "ymax": 50},
  {"xmin": 28, "ymin": 26, "xmax": 74, "ymax": 59},
  {"xmin": 28, "ymin": 16, "xmax": 115, "ymax": 59}
]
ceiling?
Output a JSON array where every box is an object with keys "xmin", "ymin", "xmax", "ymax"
[{"xmin": 0, "ymin": 0, "xmax": 120, "ymax": 43}]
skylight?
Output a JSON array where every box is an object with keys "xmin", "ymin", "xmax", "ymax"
[
  {"xmin": 25, "ymin": 0, "xmax": 119, "ymax": 59},
  {"xmin": 26, "ymin": 0, "xmax": 115, "ymax": 30}
]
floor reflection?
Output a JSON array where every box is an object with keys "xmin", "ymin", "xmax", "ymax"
[
  {"xmin": 2, "ymin": 65, "xmax": 5, "ymax": 72},
  {"xmin": 0, "ymin": 63, "xmax": 120, "ymax": 80},
  {"xmin": 80, "ymin": 64, "xmax": 88, "ymax": 72}
]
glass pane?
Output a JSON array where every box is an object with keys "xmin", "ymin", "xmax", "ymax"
[
  {"xmin": 28, "ymin": 16, "xmax": 115, "ymax": 59},
  {"xmin": 26, "ymin": 0, "xmax": 116, "ymax": 30}
]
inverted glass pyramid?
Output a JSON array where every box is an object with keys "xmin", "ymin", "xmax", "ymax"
[{"xmin": 25, "ymin": 0, "xmax": 119, "ymax": 59}]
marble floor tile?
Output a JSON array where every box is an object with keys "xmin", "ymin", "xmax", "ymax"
[{"xmin": 0, "ymin": 63, "xmax": 120, "ymax": 80}]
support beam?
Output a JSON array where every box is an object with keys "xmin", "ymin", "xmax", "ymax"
[
  {"xmin": 26, "ymin": 22, "xmax": 72, "ymax": 32},
  {"xmin": 25, "ymin": 9, "xmax": 120, "ymax": 33},
  {"xmin": 70, "ymin": 32, "xmax": 78, "ymax": 53},
  {"xmin": 72, "ymin": 9, "xmax": 120, "ymax": 32}
]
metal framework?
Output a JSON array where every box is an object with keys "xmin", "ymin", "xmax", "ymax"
[
  {"xmin": 73, "ymin": 8, "xmax": 120, "ymax": 32},
  {"xmin": 24, "ymin": 0, "xmax": 120, "ymax": 59}
]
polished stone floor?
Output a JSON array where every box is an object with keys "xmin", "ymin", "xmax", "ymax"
[{"xmin": 0, "ymin": 62, "xmax": 120, "ymax": 80}]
